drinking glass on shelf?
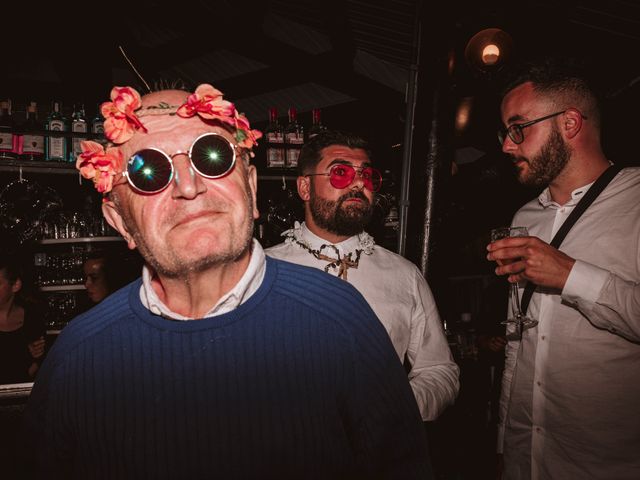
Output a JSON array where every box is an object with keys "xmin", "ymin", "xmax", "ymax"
[{"xmin": 490, "ymin": 226, "xmax": 539, "ymax": 332}]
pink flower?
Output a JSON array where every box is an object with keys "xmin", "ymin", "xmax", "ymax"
[
  {"xmin": 176, "ymin": 84, "xmax": 237, "ymax": 124},
  {"xmin": 176, "ymin": 84, "xmax": 262, "ymax": 151},
  {"xmin": 76, "ymin": 141, "xmax": 124, "ymax": 193},
  {"xmin": 101, "ymin": 86, "xmax": 148, "ymax": 144},
  {"xmin": 234, "ymin": 114, "xmax": 263, "ymax": 151}
]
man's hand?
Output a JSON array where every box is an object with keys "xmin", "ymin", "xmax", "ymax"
[
  {"xmin": 477, "ymin": 334, "xmax": 507, "ymax": 353},
  {"xmin": 487, "ymin": 236, "xmax": 576, "ymax": 291},
  {"xmin": 28, "ymin": 336, "xmax": 46, "ymax": 359}
]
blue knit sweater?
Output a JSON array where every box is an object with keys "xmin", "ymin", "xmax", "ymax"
[{"xmin": 25, "ymin": 257, "xmax": 431, "ymax": 479}]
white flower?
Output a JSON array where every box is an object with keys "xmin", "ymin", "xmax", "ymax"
[
  {"xmin": 357, "ymin": 232, "xmax": 375, "ymax": 255},
  {"xmin": 282, "ymin": 221, "xmax": 308, "ymax": 247}
]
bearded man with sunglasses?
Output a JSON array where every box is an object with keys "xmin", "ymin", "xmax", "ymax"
[
  {"xmin": 24, "ymin": 87, "xmax": 433, "ymax": 479},
  {"xmin": 486, "ymin": 58, "xmax": 640, "ymax": 479},
  {"xmin": 267, "ymin": 130, "xmax": 459, "ymax": 423}
]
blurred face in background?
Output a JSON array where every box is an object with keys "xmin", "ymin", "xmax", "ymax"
[
  {"xmin": 84, "ymin": 258, "xmax": 109, "ymax": 304},
  {"xmin": 0, "ymin": 267, "xmax": 20, "ymax": 307}
]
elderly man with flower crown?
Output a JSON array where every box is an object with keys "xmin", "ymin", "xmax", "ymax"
[
  {"xmin": 23, "ymin": 84, "xmax": 433, "ymax": 479},
  {"xmin": 266, "ymin": 130, "xmax": 459, "ymax": 422}
]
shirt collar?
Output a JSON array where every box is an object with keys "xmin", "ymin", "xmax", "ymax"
[
  {"xmin": 139, "ymin": 238, "xmax": 266, "ymax": 320},
  {"xmin": 537, "ymin": 181, "xmax": 594, "ymax": 208},
  {"xmin": 299, "ymin": 222, "xmax": 364, "ymax": 255}
]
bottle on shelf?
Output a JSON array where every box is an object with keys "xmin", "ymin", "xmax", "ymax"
[
  {"xmin": 70, "ymin": 103, "xmax": 88, "ymax": 162},
  {"xmin": 265, "ymin": 107, "xmax": 285, "ymax": 169},
  {"xmin": 91, "ymin": 103, "xmax": 106, "ymax": 146},
  {"xmin": 307, "ymin": 108, "xmax": 326, "ymax": 140},
  {"xmin": 45, "ymin": 101, "xmax": 68, "ymax": 162},
  {"xmin": 18, "ymin": 101, "xmax": 45, "ymax": 162},
  {"xmin": 0, "ymin": 99, "xmax": 18, "ymax": 160},
  {"xmin": 284, "ymin": 107, "xmax": 304, "ymax": 170}
]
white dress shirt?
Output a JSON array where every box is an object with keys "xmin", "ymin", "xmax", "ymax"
[
  {"xmin": 139, "ymin": 239, "xmax": 266, "ymax": 320},
  {"xmin": 266, "ymin": 222, "xmax": 460, "ymax": 421},
  {"xmin": 499, "ymin": 167, "xmax": 640, "ymax": 479}
]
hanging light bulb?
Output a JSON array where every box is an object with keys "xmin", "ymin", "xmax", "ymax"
[
  {"xmin": 481, "ymin": 44, "xmax": 500, "ymax": 65},
  {"xmin": 465, "ymin": 28, "xmax": 514, "ymax": 74}
]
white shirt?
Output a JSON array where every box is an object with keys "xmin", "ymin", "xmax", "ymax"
[
  {"xmin": 499, "ymin": 167, "xmax": 640, "ymax": 480},
  {"xmin": 266, "ymin": 222, "xmax": 460, "ymax": 421},
  {"xmin": 139, "ymin": 239, "xmax": 266, "ymax": 320}
]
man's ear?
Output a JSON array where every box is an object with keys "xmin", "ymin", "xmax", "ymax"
[
  {"xmin": 102, "ymin": 199, "xmax": 137, "ymax": 250},
  {"xmin": 562, "ymin": 108, "xmax": 584, "ymax": 140},
  {"xmin": 297, "ymin": 175, "xmax": 311, "ymax": 202}
]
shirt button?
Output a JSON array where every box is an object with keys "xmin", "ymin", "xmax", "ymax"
[
  {"xmin": 536, "ymin": 381, "xmax": 541, "ymax": 386},
  {"xmin": 541, "ymin": 335, "xmax": 546, "ymax": 340}
]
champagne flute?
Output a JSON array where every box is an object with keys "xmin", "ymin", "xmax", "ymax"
[{"xmin": 490, "ymin": 226, "xmax": 539, "ymax": 332}]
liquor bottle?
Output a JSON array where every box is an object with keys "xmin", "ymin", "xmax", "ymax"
[
  {"xmin": 70, "ymin": 103, "xmax": 88, "ymax": 162},
  {"xmin": 265, "ymin": 107, "xmax": 285, "ymax": 169},
  {"xmin": 307, "ymin": 108, "xmax": 326, "ymax": 140},
  {"xmin": 90, "ymin": 104, "xmax": 106, "ymax": 146},
  {"xmin": 284, "ymin": 107, "xmax": 304, "ymax": 170},
  {"xmin": 0, "ymin": 100, "xmax": 18, "ymax": 160},
  {"xmin": 45, "ymin": 101, "xmax": 68, "ymax": 162},
  {"xmin": 19, "ymin": 102, "xmax": 45, "ymax": 161}
]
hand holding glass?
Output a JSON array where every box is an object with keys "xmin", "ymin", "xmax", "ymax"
[{"xmin": 490, "ymin": 227, "xmax": 538, "ymax": 330}]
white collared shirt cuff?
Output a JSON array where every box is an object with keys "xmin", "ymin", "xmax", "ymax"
[{"xmin": 562, "ymin": 259, "xmax": 609, "ymax": 304}]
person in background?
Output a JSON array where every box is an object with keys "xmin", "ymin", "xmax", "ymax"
[
  {"xmin": 25, "ymin": 84, "xmax": 432, "ymax": 479},
  {"xmin": 83, "ymin": 249, "xmax": 143, "ymax": 305},
  {"xmin": 266, "ymin": 130, "xmax": 459, "ymax": 422},
  {"xmin": 0, "ymin": 253, "xmax": 46, "ymax": 384},
  {"xmin": 83, "ymin": 251, "xmax": 110, "ymax": 304},
  {"xmin": 487, "ymin": 57, "xmax": 640, "ymax": 479}
]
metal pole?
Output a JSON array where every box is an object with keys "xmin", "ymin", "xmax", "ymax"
[
  {"xmin": 397, "ymin": 10, "xmax": 422, "ymax": 256},
  {"xmin": 419, "ymin": 82, "xmax": 444, "ymax": 277},
  {"xmin": 410, "ymin": 27, "xmax": 455, "ymax": 281}
]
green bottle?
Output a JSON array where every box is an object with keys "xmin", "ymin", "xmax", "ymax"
[
  {"xmin": 70, "ymin": 103, "xmax": 88, "ymax": 163},
  {"xmin": 45, "ymin": 101, "xmax": 68, "ymax": 162}
]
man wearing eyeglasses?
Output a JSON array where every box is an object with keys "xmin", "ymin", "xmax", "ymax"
[
  {"xmin": 25, "ymin": 87, "xmax": 433, "ymax": 479},
  {"xmin": 266, "ymin": 130, "xmax": 459, "ymax": 423},
  {"xmin": 487, "ymin": 58, "xmax": 640, "ymax": 479}
]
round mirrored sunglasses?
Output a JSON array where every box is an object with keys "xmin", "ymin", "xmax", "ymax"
[{"xmin": 123, "ymin": 132, "xmax": 237, "ymax": 194}]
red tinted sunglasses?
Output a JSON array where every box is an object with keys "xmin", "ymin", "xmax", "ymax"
[{"xmin": 306, "ymin": 164, "xmax": 382, "ymax": 192}]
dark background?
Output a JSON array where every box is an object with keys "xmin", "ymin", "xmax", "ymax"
[
  {"xmin": 2, "ymin": 3, "xmax": 639, "ymax": 477},
  {"xmin": 4, "ymin": 1, "xmax": 639, "ymax": 275},
  {"xmin": 3, "ymin": 2, "xmax": 639, "ymax": 346}
]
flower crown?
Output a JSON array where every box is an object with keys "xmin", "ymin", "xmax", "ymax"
[{"xmin": 76, "ymin": 84, "xmax": 262, "ymax": 194}]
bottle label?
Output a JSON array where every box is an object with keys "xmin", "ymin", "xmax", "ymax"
[
  {"xmin": 91, "ymin": 121, "xmax": 107, "ymax": 146},
  {"xmin": 71, "ymin": 121, "xmax": 88, "ymax": 159},
  {"xmin": 47, "ymin": 120, "xmax": 67, "ymax": 160},
  {"xmin": 22, "ymin": 134, "xmax": 45, "ymax": 155},
  {"xmin": 91, "ymin": 121, "xmax": 104, "ymax": 134},
  {"xmin": 266, "ymin": 147, "xmax": 285, "ymax": 168},
  {"xmin": 286, "ymin": 147, "xmax": 300, "ymax": 168},
  {"xmin": 285, "ymin": 131, "xmax": 304, "ymax": 145},
  {"xmin": 0, "ymin": 132, "xmax": 17, "ymax": 157},
  {"xmin": 266, "ymin": 131, "xmax": 284, "ymax": 143}
]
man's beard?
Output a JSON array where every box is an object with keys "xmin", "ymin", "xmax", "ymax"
[
  {"xmin": 514, "ymin": 127, "xmax": 571, "ymax": 188},
  {"xmin": 309, "ymin": 186, "xmax": 373, "ymax": 237},
  {"xmin": 115, "ymin": 179, "xmax": 255, "ymax": 279}
]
